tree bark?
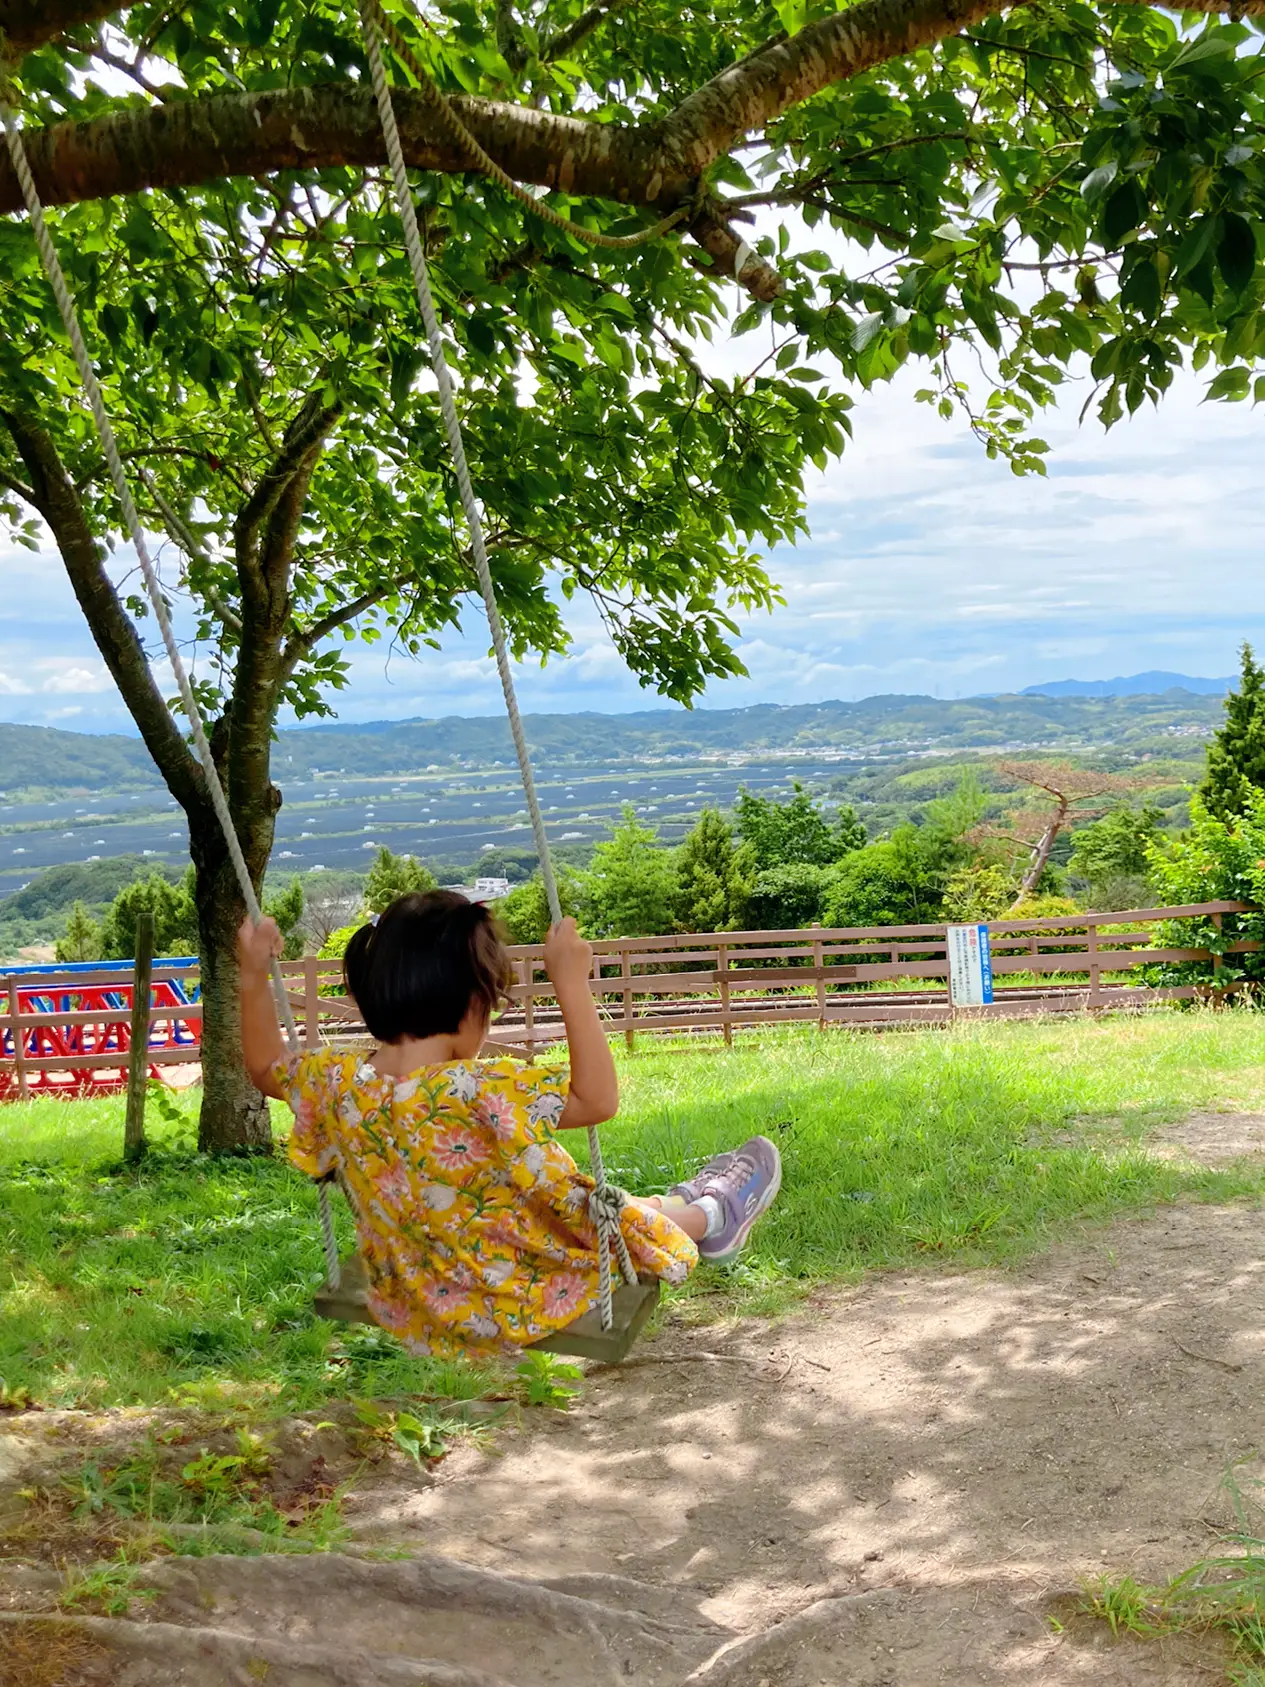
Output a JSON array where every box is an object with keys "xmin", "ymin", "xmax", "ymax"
[
  {"xmin": 191, "ymin": 817, "xmax": 274, "ymax": 1154},
  {"xmin": 1017, "ymin": 806, "xmax": 1067, "ymax": 899},
  {"xmin": 3, "ymin": 0, "xmax": 1262, "ymax": 221},
  {"xmin": 0, "ymin": 85, "xmax": 666, "ymax": 217}
]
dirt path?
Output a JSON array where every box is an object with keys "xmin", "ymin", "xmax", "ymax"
[{"xmin": 8, "ymin": 1115, "xmax": 1265, "ymax": 1685}]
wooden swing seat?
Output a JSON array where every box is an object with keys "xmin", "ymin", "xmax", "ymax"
[{"xmin": 314, "ymin": 1253, "xmax": 660, "ymax": 1366}]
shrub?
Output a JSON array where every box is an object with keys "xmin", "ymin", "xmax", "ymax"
[{"xmin": 743, "ymin": 863, "xmax": 831, "ymax": 930}]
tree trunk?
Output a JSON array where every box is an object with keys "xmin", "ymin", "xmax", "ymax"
[
  {"xmin": 192, "ymin": 820, "xmax": 274, "ymax": 1155},
  {"xmin": 1017, "ymin": 809, "xmax": 1066, "ymax": 900}
]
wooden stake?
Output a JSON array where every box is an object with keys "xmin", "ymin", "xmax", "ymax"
[
  {"xmin": 303, "ymin": 954, "xmax": 321, "ymax": 1050},
  {"xmin": 621, "ymin": 945, "xmax": 635, "ymax": 1052},
  {"xmin": 124, "ymin": 911, "xmax": 154, "ymax": 1162},
  {"xmin": 7, "ymin": 977, "xmax": 29, "ymax": 1102},
  {"xmin": 718, "ymin": 943, "xmax": 732, "ymax": 1047},
  {"xmin": 812, "ymin": 921, "xmax": 826, "ymax": 1030}
]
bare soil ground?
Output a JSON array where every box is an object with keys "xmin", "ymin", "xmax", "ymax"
[{"xmin": 7, "ymin": 1115, "xmax": 1265, "ymax": 1685}]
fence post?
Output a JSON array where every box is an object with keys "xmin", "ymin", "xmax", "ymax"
[
  {"xmin": 1087, "ymin": 918, "xmax": 1101, "ymax": 1009},
  {"xmin": 1211, "ymin": 911, "xmax": 1224, "ymax": 1004},
  {"xmin": 621, "ymin": 945, "xmax": 635, "ymax": 1053},
  {"xmin": 124, "ymin": 912, "xmax": 154, "ymax": 1162},
  {"xmin": 303, "ymin": 954, "xmax": 321, "ymax": 1051},
  {"xmin": 812, "ymin": 921, "xmax": 826, "ymax": 1031},
  {"xmin": 7, "ymin": 977, "xmax": 29, "ymax": 1102},
  {"xmin": 522, "ymin": 957, "xmax": 536, "ymax": 1053},
  {"xmin": 718, "ymin": 942, "xmax": 732, "ymax": 1048}
]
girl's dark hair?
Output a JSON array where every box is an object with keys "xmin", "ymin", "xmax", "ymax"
[{"xmin": 343, "ymin": 890, "xmax": 514, "ymax": 1044}]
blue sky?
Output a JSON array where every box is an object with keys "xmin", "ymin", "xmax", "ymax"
[{"xmin": 1, "ymin": 357, "xmax": 1259, "ymax": 733}]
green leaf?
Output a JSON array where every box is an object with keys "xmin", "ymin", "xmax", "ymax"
[
  {"xmin": 1218, "ymin": 213, "xmax": 1256, "ymax": 296},
  {"xmin": 1100, "ymin": 181, "xmax": 1147, "ymax": 247},
  {"xmin": 1081, "ymin": 161, "xmax": 1119, "ymax": 203},
  {"xmin": 1169, "ymin": 33, "xmax": 1235, "ymax": 70},
  {"xmin": 1173, "ymin": 216, "xmax": 1219, "ymax": 280},
  {"xmin": 1205, "ymin": 365, "xmax": 1251, "ymax": 402}
]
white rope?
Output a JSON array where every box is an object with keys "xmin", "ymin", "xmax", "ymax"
[
  {"xmin": 358, "ymin": 0, "xmax": 636, "ymax": 1326},
  {"xmin": 0, "ymin": 96, "xmax": 341, "ymax": 1291}
]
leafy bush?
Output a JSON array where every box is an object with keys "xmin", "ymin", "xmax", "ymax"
[
  {"xmin": 1145, "ymin": 792, "xmax": 1265, "ymax": 989},
  {"xmin": 319, "ymin": 924, "xmax": 359, "ymax": 961},
  {"xmin": 496, "ymin": 871, "xmax": 581, "ymax": 944},
  {"xmin": 743, "ymin": 862, "xmax": 831, "ymax": 930},
  {"xmin": 942, "ymin": 864, "xmax": 1015, "ymax": 923}
]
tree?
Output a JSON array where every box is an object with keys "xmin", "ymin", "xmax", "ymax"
[
  {"xmin": 263, "ymin": 877, "xmax": 307, "ymax": 960},
  {"xmin": 1146, "ymin": 791, "xmax": 1265, "ymax": 989},
  {"xmin": 744, "ymin": 862, "xmax": 831, "ymax": 930},
  {"xmin": 364, "ymin": 848, "xmax": 438, "ymax": 915},
  {"xmin": 99, "ymin": 872, "xmax": 198, "ymax": 961},
  {"xmin": 984, "ymin": 763, "xmax": 1146, "ymax": 904},
  {"xmin": 1200, "ymin": 645, "xmax": 1265, "ymax": 824},
  {"xmin": 299, "ymin": 871, "xmax": 365, "ymax": 949},
  {"xmin": 7, "ymin": 0, "xmax": 1265, "ymax": 1147},
  {"xmin": 497, "ymin": 870, "xmax": 582, "ymax": 944},
  {"xmin": 735, "ymin": 784, "xmax": 864, "ymax": 870},
  {"xmin": 55, "ymin": 899, "xmax": 102, "ymax": 963},
  {"xmin": 1067, "ymin": 803, "xmax": 1163, "ymax": 907},
  {"xmin": 673, "ymin": 809, "xmax": 747, "ymax": 932},
  {"xmin": 822, "ymin": 826, "xmax": 948, "ymax": 928},
  {"xmin": 582, "ymin": 808, "xmax": 678, "ymax": 938}
]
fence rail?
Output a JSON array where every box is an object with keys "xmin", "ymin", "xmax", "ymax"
[{"xmin": 1, "ymin": 900, "xmax": 1252, "ymax": 1094}]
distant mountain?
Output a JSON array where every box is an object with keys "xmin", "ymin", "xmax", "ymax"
[
  {"xmin": 0, "ymin": 689, "xmax": 1228, "ymax": 797},
  {"xmin": 1021, "ymin": 672, "xmax": 1235, "ymax": 698}
]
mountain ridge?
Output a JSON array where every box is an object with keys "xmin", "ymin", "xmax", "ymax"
[{"xmin": 1019, "ymin": 671, "xmax": 1235, "ymax": 698}]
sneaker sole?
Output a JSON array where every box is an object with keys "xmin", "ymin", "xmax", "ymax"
[{"xmin": 699, "ymin": 1142, "xmax": 782, "ymax": 1266}]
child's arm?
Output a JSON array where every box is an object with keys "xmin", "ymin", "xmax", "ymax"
[
  {"xmin": 236, "ymin": 916, "xmax": 286, "ymax": 1099},
  {"xmin": 545, "ymin": 918, "xmax": 618, "ymax": 1129}
]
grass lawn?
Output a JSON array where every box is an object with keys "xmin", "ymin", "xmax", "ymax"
[{"xmin": 3, "ymin": 1009, "xmax": 1264, "ymax": 1413}]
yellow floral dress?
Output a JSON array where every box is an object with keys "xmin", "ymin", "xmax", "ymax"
[{"xmin": 274, "ymin": 1049, "xmax": 697, "ymax": 1356}]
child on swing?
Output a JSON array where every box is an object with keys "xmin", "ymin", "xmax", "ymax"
[{"xmin": 238, "ymin": 890, "xmax": 781, "ymax": 1356}]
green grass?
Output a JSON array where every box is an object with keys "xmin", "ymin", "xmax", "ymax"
[
  {"xmin": 3, "ymin": 1009, "xmax": 1265, "ymax": 1411},
  {"xmin": 1084, "ymin": 1466, "xmax": 1265, "ymax": 1684}
]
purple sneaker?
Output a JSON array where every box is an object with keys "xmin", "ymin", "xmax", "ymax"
[
  {"xmin": 668, "ymin": 1148, "xmax": 737, "ymax": 1205},
  {"xmin": 697, "ymin": 1137, "xmax": 782, "ymax": 1265}
]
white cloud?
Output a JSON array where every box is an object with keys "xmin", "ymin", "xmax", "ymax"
[
  {"xmin": 39, "ymin": 663, "xmax": 113, "ymax": 694},
  {"xmin": 0, "ymin": 349, "xmax": 1261, "ymax": 728}
]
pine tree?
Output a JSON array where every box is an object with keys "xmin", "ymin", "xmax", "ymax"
[
  {"xmin": 673, "ymin": 809, "xmax": 743, "ymax": 932},
  {"xmin": 55, "ymin": 900, "xmax": 103, "ymax": 963},
  {"xmin": 364, "ymin": 847, "xmax": 438, "ymax": 914},
  {"xmin": 1200, "ymin": 644, "xmax": 1265, "ymax": 824}
]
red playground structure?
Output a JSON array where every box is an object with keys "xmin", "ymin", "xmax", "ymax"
[{"xmin": 0, "ymin": 960, "xmax": 202, "ymax": 1100}]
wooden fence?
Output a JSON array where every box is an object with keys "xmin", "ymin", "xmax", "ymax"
[{"xmin": 1, "ymin": 901, "xmax": 1253, "ymax": 1093}]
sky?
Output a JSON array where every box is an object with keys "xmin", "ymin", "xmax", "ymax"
[{"xmin": 1, "ymin": 334, "xmax": 1260, "ymax": 735}]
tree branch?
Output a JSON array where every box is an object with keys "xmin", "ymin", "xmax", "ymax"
[
  {"xmin": 0, "ymin": 0, "xmax": 120, "ymax": 61},
  {"xmin": 660, "ymin": 0, "xmax": 1265, "ymax": 179},
  {"xmin": 233, "ymin": 393, "xmax": 341, "ymax": 603},
  {"xmin": 542, "ymin": 0, "xmax": 627, "ymax": 62},
  {"xmin": 138, "ymin": 466, "xmax": 242, "ymax": 635},
  {"xmin": 0, "ymin": 85, "xmax": 666, "ymax": 218},
  {"xmin": 0, "ymin": 404, "xmax": 203, "ymax": 812},
  {"xmin": 281, "ymin": 586, "xmax": 397, "ymax": 677},
  {"xmin": 0, "ymin": 461, "xmax": 35, "ymax": 503}
]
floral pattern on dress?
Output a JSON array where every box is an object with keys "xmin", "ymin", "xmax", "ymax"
[{"xmin": 273, "ymin": 1050, "xmax": 697, "ymax": 1357}]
